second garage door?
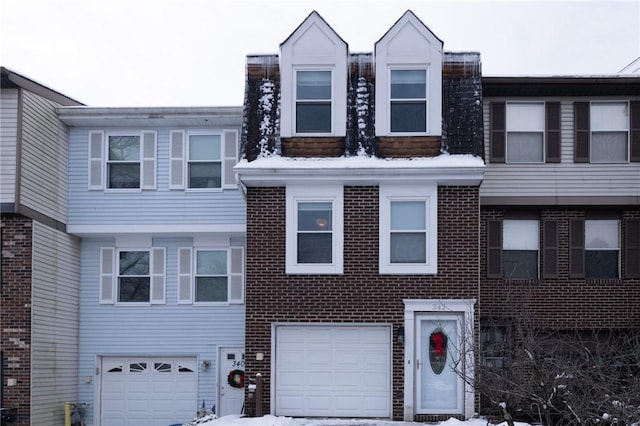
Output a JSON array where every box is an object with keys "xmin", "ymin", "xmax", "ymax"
[{"xmin": 274, "ymin": 325, "xmax": 392, "ymax": 418}]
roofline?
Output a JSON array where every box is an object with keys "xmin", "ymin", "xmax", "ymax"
[
  {"xmin": 375, "ymin": 10, "xmax": 444, "ymax": 48},
  {"xmin": 279, "ymin": 10, "xmax": 348, "ymax": 49},
  {"xmin": 482, "ymin": 75, "xmax": 640, "ymax": 97},
  {"xmin": 0, "ymin": 66, "xmax": 84, "ymax": 106}
]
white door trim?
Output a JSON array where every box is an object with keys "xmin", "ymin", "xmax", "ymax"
[
  {"xmin": 402, "ymin": 299, "xmax": 476, "ymax": 420},
  {"xmin": 218, "ymin": 346, "xmax": 245, "ymax": 416}
]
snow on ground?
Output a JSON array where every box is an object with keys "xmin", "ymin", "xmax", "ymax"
[{"xmin": 183, "ymin": 415, "xmax": 532, "ymax": 426}]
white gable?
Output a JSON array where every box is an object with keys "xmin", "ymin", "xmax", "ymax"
[
  {"xmin": 375, "ymin": 11, "xmax": 444, "ymax": 136},
  {"xmin": 280, "ymin": 11, "xmax": 348, "ymax": 137}
]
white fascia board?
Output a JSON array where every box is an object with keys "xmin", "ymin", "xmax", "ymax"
[{"xmin": 67, "ymin": 223, "xmax": 246, "ymax": 237}]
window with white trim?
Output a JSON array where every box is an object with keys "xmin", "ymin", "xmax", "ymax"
[
  {"xmin": 506, "ymin": 103, "xmax": 544, "ymax": 163},
  {"xmin": 188, "ymin": 134, "xmax": 221, "ymax": 189},
  {"xmin": 286, "ymin": 185, "xmax": 343, "ymax": 274},
  {"xmin": 295, "ymin": 70, "xmax": 332, "ymax": 134},
  {"xmin": 99, "ymin": 247, "xmax": 165, "ymax": 305},
  {"xmin": 390, "ymin": 69, "xmax": 427, "ymax": 133},
  {"xmin": 195, "ymin": 249, "xmax": 227, "ymax": 302},
  {"xmin": 107, "ymin": 135, "xmax": 140, "ymax": 188},
  {"xmin": 590, "ymin": 102, "xmax": 629, "ymax": 163},
  {"xmin": 503, "ymin": 220, "xmax": 539, "ymax": 280},
  {"xmin": 585, "ymin": 220, "xmax": 620, "ymax": 279},
  {"xmin": 379, "ymin": 184, "xmax": 437, "ymax": 274}
]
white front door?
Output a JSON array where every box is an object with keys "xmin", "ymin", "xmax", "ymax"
[
  {"xmin": 218, "ymin": 347, "xmax": 245, "ymax": 416},
  {"xmin": 416, "ymin": 313, "xmax": 464, "ymax": 414}
]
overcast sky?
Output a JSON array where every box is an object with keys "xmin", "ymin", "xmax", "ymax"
[{"xmin": 1, "ymin": 0, "xmax": 638, "ymax": 107}]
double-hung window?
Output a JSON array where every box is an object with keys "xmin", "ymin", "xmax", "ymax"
[
  {"xmin": 503, "ymin": 220, "xmax": 539, "ymax": 280},
  {"xmin": 286, "ymin": 185, "xmax": 343, "ymax": 274},
  {"xmin": 117, "ymin": 250, "xmax": 150, "ymax": 302},
  {"xmin": 506, "ymin": 103, "xmax": 545, "ymax": 163},
  {"xmin": 107, "ymin": 135, "xmax": 141, "ymax": 188},
  {"xmin": 585, "ymin": 220, "xmax": 620, "ymax": 279},
  {"xmin": 295, "ymin": 70, "xmax": 332, "ymax": 134},
  {"xmin": 188, "ymin": 134, "xmax": 222, "ymax": 189},
  {"xmin": 194, "ymin": 250, "xmax": 228, "ymax": 302},
  {"xmin": 590, "ymin": 102, "xmax": 629, "ymax": 163},
  {"xmin": 390, "ymin": 69, "xmax": 427, "ymax": 133},
  {"xmin": 380, "ymin": 184, "xmax": 437, "ymax": 274}
]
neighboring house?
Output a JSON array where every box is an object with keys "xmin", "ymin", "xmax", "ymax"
[
  {"xmin": 479, "ymin": 77, "xmax": 640, "ymax": 361},
  {"xmin": 57, "ymin": 106, "xmax": 246, "ymax": 426},
  {"xmin": 235, "ymin": 11, "xmax": 484, "ymax": 421},
  {"xmin": 0, "ymin": 67, "xmax": 83, "ymax": 426}
]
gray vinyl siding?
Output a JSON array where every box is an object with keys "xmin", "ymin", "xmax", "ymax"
[
  {"xmin": 68, "ymin": 127, "xmax": 245, "ymax": 227},
  {"xmin": 0, "ymin": 88, "xmax": 18, "ymax": 205},
  {"xmin": 78, "ymin": 237, "xmax": 245, "ymax": 426},
  {"xmin": 20, "ymin": 90, "xmax": 69, "ymax": 221},
  {"xmin": 31, "ymin": 221, "xmax": 80, "ymax": 425},
  {"xmin": 481, "ymin": 100, "xmax": 640, "ymax": 199}
]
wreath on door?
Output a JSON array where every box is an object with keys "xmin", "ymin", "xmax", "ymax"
[{"xmin": 227, "ymin": 369, "xmax": 245, "ymax": 388}]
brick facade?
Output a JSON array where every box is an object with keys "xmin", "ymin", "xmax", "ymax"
[
  {"xmin": 1, "ymin": 215, "xmax": 33, "ymax": 426},
  {"xmin": 245, "ymin": 185, "xmax": 480, "ymax": 420}
]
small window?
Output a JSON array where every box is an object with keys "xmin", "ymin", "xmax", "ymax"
[
  {"xmin": 107, "ymin": 135, "xmax": 140, "ymax": 188},
  {"xmin": 585, "ymin": 220, "xmax": 620, "ymax": 279},
  {"xmin": 296, "ymin": 70, "xmax": 332, "ymax": 133},
  {"xmin": 390, "ymin": 69, "xmax": 427, "ymax": 133},
  {"xmin": 506, "ymin": 103, "xmax": 544, "ymax": 163},
  {"xmin": 188, "ymin": 134, "xmax": 222, "ymax": 189},
  {"xmin": 118, "ymin": 250, "xmax": 150, "ymax": 302},
  {"xmin": 195, "ymin": 250, "xmax": 228, "ymax": 302},
  {"xmin": 590, "ymin": 102, "xmax": 629, "ymax": 163},
  {"xmin": 390, "ymin": 201, "xmax": 426, "ymax": 263},
  {"xmin": 286, "ymin": 185, "xmax": 343, "ymax": 274},
  {"xmin": 503, "ymin": 220, "xmax": 539, "ymax": 280},
  {"xmin": 480, "ymin": 325, "xmax": 507, "ymax": 369}
]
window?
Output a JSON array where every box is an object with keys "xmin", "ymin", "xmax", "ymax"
[
  {"xmin": 585, "ymin": 220, "xmax": 620, "ymax": 279},
  {"xmin": 503, "ymin": 220, "xmax": 539, "ymax": 280},
  {"xmin": 195, "ymin": 250, "xmax": 227, "ymax": 302},
  {"xmin": 480, "ymin": 325, "xmax": 507, "ymax": 369},
  {"xmin": 107, "ymin": 135, "xmax": 141, "ymax": 188},
  {"xmin": 296, "ymin": 70, "xmax": 332, "ymax": 133},
  {"xmin": 117, "ymin": 250, "xmax": 150, "ymax": 302},
  {"xmin": 188, "ymin": 134, "xmax": 221, "ymax": 188},
  {"xmin": 286, "ymin": 185, "xmax": 343, "ymax": 274},
  {"xmin": 380, "ymin": 184, "xmax": 437, "ymax": 274},
  {"xmin": 590, "ymin": 102, "xmax": 629, "ymax": 163},
  {"xmin": 390, "ymin": 69, "xmax": 427, "ymax": 133},
  {"xmin": 506, "ymin": 103, "xmax": 544, "ymax": 163}
]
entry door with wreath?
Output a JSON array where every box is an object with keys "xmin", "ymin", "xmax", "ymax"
[{"xmin": 218, "ymin": 347, "xmax": 245, "ymax": 416}]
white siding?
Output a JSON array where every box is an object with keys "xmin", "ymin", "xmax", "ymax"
[
  {"xmin": 20, "ymin": 90, "xmax": 69, "ymax": 221},
  {"xmin": 481, "ymin": 100, "xmax": 640, "ymax": 199},
  {"xmin": 78, "ymin": 237, "xmax": 245, "ymax": 426},
  {"xmin": 0, "ymin": 88, "xmax": 18, "ymax": 204},
  {"xmin": 31, "ymin": 221, "xmax": 81, "ymax": 425}
]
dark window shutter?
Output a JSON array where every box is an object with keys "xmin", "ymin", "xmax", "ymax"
[
  {"xmin": 574, "ymin": 102, "xmax": 590, "ymax": 163},
  {"xmin": 630, "ymin": 101, "xmax": 640, "ymax": 162},
  {"xmin": 542, "ymin": 220, "xmax": 558, "ymax": 278},
  {"xmin": 625, "ymin": 219, "xmax": 640, "ymax": 278},
  {"xmin": 569, "ymin": 219, "xmax": 585, "ymax": 278},
  {"xmin": 546, "ymin": 102, "xmax": 561, "ymax": 163},
  {"xmin": 487, "ymin": 219, "xmax": 503, "ymax": 278},
  {"xmin": 490, "ymin": 103, "xmax": 506, "ymax": 163}
]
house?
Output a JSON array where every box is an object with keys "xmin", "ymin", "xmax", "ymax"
[
  {"xmin": 56, "ymin": 106, "xmax": 246, "ymax": 426},
  {"xmin": 0, "ymin": 67, "xmax": 83, "ymax": 426},
  {"xmin": 235, "ymin": 11, "xmax": 484, "ymax": 421}
]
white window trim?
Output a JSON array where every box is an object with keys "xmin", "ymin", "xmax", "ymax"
[
  {"xmin": 110, "ymin": 246, "xmax": 165, "ymax": 306},
  {"xmin": 193, "ymin": 247, "xmax": 230, "ymax": 306},
  {"xmin": 589, "ymin": 101, "xmax": 630, "ymax": 164},
  {"xmin": 505, "ymin": 101, "xmax": 545, "ymax": 164},
  {"xmin": 379, "ymin": 184, "xmax": 437, "ymax": 274},
  {"xmin": 185, "ymin": 131, "xmax": 224, "ymax": 192},
  {"xmin": 104, "ymin": 132, "xmax": 143, "ymax": 192},
  {"xmin": 293, "ymin": 67, "xmax": 334, "ymax": 136},
  {"xmin": 585, "ymin": 219, "xmax": 621, "ymax": 279},
  {"xmin": 388, "ymin": 66, "xmax": 429, "ymax": 136},
  {"xmin": 286, "ymin": 184, "xmax": 343, "ymax": 274},
  {"xmin": 503, "ymin": 219, "xmax": 540, "ymax": 279}
]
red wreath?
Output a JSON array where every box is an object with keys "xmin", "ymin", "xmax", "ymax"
[{"xmin": 227, "ymin": 369, "xmax": 245, "ymax": 388}]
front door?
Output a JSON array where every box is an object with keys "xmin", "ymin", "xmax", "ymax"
[
  {"xmin": 416, "ymin": 313, "xmax": 464, "ymax": 414},
  {"xmin": 218, "ymin": 347, "xmax": 245, "ymax": 416}
]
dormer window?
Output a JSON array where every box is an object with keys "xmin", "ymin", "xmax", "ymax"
[
  {"xmin": 296, "ymin": 70, "xmax": 332, "ymax": 133},
  {"xmin": 390, "ymin": 69, "xmax": 427, "ymax": 133}
]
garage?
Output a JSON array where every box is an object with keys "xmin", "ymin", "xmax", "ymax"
[
  {"xmin": 100, "ymin": 356, "xmax": 197, "ymax": 426},
  {"xmin": 274, "ymin": 325, "xmax": 392, "ymax": 418}
]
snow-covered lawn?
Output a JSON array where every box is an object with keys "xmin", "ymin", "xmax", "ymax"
[{"xmin": 183, "ymin": 415, "xmax": 531, "ymax": 426}]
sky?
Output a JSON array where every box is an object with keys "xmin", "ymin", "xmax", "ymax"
[{"xmin": 1, "ymin": 0, "xmax": 639, "ymax": 107}]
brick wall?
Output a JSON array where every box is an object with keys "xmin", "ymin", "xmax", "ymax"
[
  {"xmin": 245, "ymin": 185, "xmax": 480, "ymax": 420},
  {"xmin": 480, "ymin": 207, "xmax": 640, "ymax": 329},
  {"xmin": 1, "ymin": 214, "xmax": 32, "ymax": 426}
]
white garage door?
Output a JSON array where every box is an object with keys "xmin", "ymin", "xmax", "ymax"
[
  {"xmin": 275, "ymin": 325, "xmax": 392, "ymax": 418},
  {"xmin": 101, "ymin": 356, "xmax": 197, "ymax": 426}
]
